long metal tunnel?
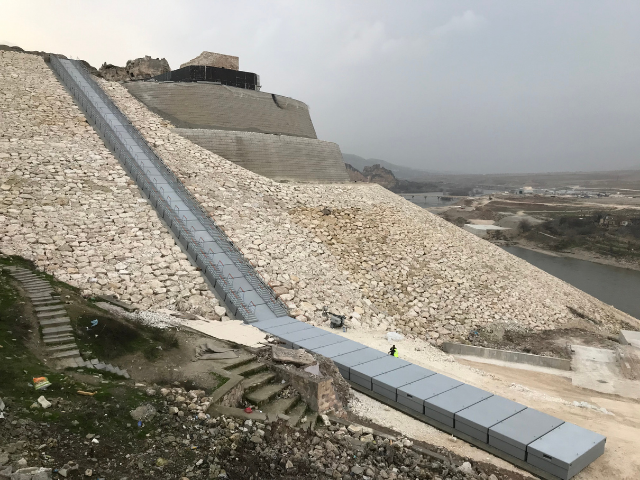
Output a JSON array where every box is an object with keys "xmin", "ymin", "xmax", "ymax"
[{"xmin": 49, "ymin": 56, "xmax": 605, "ymax": 480}]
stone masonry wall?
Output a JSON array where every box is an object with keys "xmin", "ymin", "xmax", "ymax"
[
  {"xmin": 174, "ymin": 128, "xmax": 349, "ymax": 183},
  {"xmin": 103, "ymin": 78, "xmax": 638, "ymax": 343},
  {"xmin": 0, "ymin": 51, "xmax": 221, "ymax": 319},
  {"xmin": 124, "ymin": 82, "xmax": 317, "ymax": 138}
]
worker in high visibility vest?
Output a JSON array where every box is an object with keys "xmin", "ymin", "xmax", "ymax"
[{"xmin": 389, "ymin": 345, "xmax": 398, "ymax": 357}]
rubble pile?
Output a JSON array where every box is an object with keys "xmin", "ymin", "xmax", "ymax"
[{"xmin": 0, "ymin": 385, "xmax": 499, "ymax": 480}]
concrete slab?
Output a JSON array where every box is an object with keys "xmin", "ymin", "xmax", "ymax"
[
  {"xmin": 527, "ymin": 422, "xmax": 606, "ymax": 479},
  {"xmin": 489, "ymin": 408, "xmax": 564, "ymax": 460},
  {"xmin": 619, "ymin": 330, "xmax": 640, "ymax": 349},
  {"xmin": 252, "ymin": 316, "xmax": 299, "ymax": 330},
  {"xmin": 455, "ymin": 396, "xmax": 526, "ymax": 443},
  {"xmin": 184, "ymin": 319, "xmax": 267, "ymax": 348},
  {"xmin": 424, "ymin": 384, "xmax": 493, "ymax": 428},
  {"xmin": 372, "ymin": 364, "xmax": 437, "ymax": 401}
]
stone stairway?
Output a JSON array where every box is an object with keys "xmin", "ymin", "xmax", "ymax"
[
  {"xmin": 5, "ymin": 266, "xmax": 129, "ymax": 378},
  {"xmin": 205, "ymin": 342, "xmax": 317, "ymax": 429}
]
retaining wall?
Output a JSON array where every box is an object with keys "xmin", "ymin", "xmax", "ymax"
[
  {"xmin": 125, "ymin": 82, "xmax": 317, "ymax": 138},
  {"xmin": 442, "ymin": 342, "xmax": 572, "ymax": 371},
  {"xmin": 174, "ymin": 129, "xmax": 349, "ymax": 183}
]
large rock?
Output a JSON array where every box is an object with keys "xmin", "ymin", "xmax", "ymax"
[
  {"xmin": 99, "ymin": 56, "xmax": 170, "ymax": 82},
  {"xmin": 130, "ymin": 403, "xmax": 157, "ymax": 422},
  {"xmin": 180, "ymin": 51, "xmax": 239, "ymax": 70}
]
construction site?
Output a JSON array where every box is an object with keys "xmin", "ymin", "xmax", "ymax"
[{"xmin": 1, "ymin": 47, "xmax": 639, "ymax": 480}]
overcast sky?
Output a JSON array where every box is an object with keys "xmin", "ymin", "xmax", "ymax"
[{"xmin": 2, "ymin": 1, "xmax": 640, "ymax": 174}]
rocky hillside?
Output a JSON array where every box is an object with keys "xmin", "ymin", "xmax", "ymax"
[
  {"xmin": 0, "ymin": 51, "xmax": 221, "ymax": 320},
  {"xmin": 102, "ymin": 72, "xmax": 638, "ymax": 339},
  {"xmin": 1, "ymin": 51, "xmax": 638, "ymax": 348},
  {"xmin": 345, "ymin": 163, "xmax": 398, "ymax": 189}
]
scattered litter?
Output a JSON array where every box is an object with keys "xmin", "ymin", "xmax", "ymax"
[
  {"xmin": 77, "ymin": 391, "xmax": 96, "ymax": 397},
  {"xmin": 33, "ymin": 377, "xmax": 51, "ymax": 390},
  {"xmin": 244, "ymin": 407, "xmax": 253, "ymax": 414},
  {"xmin": 37, "ymin": 396, "xmax": 51, "ymax": 409},
  {"xmin": 90, "ymin": 319, "xmax": 99, "ymax": 328}
]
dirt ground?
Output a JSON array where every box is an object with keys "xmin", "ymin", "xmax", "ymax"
[
  {"xmin": 465, "ymin": 326, "xmax": 620, "ymax": 359},
  {"xmin": 338, "ymin": 326, "xmax": 640, "ymax": 480}
]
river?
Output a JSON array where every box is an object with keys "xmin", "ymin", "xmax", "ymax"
[{"xmin": 504, "ymin": 246, "xmax": 640, "ymax": 319}]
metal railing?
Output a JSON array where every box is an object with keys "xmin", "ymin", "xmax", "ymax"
[{"xmin": 49, "ymin": 55, "xmax": 288, "ymax": 322}]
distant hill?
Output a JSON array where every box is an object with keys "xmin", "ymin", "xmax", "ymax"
[{"xmin": 342, "ymin": 154, "xmax": 441, "ymax": 180}]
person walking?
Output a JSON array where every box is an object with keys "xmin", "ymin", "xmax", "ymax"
[{"xmin": 389, "ymin": 345, "xmax": 398, "ymax": 357}]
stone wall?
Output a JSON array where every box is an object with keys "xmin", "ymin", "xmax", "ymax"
[
  {"xmin": 0, "ymin": 51, "xmax": 221, "ymax": 319},
  {"xmin": 174, "ymin": 129, "xmax": 349, "ymax": 183},
  {"xmin": 103, "ymin": 78, "xmax": 639, "ymax": 343},
  {"xmin": 180, "ymin": 51, "xmax": 239, "ymax": 71},
  {"xmin": 124, "ymin": 82, "xmax": 317, "ymax": 138}
]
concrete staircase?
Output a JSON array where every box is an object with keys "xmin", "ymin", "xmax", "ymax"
[
  {"xmin": 5, "ymin": 266, "xmax": 129, "ymax": 378},
  {"xmin": 206, "ymin": 345, "xmax": 317, "ymax": 429}
]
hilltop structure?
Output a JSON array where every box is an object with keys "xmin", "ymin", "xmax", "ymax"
[{"xmin": 123, "ymin": 52, "xmax": 350, "ymax": 184}]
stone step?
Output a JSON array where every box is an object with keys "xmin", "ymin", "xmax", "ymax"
[
  {"xmin": 209, "ymin": 405, "xmax": 267, "ymax": 422},
  {"xmin": 244, "ymin": 382, "xmax": 288, "ymax": 406},
  {"xmin": 43, "ymin": 335, "xmax": 75, "ymax": 344},
  {"xmin": 47, "ymin": 342, "xmax": 78, "ymax": 352},
  {"xmin": 42, "ymin": 325, "xmax": 73, "ymax": 335},
  {"xmin": 19, "ymin": 280, "xmax": 44, "ymax": 285},
  {"xmin": 56, "ymin": 356, "xmax": 84, "ymax": 369},
  {"xmin": 32, "ymin": 300, "xmax": 62, "ymax": 306},
  {"xmin": 37, "ymin": 310, "xmax": 67, "ymax": 318},
  {"xmin": 39, "ymin": 317, "xmax": 71, "ymax": 326},
  {"xmin": 286, "ymin": 401, "xmax": 308, "ymax": 427},
  {"xmin": 35, "ymin": 304, "xmax": 66, "ymax": 312},
  {"xmin": 51, "ymin": 349, "xmax": 80, "ymax": 359},
  {"xmin": 25, "ymin": 286, "xmax": 53, "ymax": 293},
  {"xmin": 211, "ymin": 353, "xmax": 257, "ymax": 370},
  {"xmin": 241, "ymin": 371, "xmax": 276, "ymax": 391},
  {"xmin": 29, "ymin": 294, "xmax": 56, "ymax": 301},
  {"xmin": 230, "ymin": 361, "xmax": 267, "ymax": 376},
  {"xmin": 262, "ymin": 396, "xmax": 300, "ymax": 419}
]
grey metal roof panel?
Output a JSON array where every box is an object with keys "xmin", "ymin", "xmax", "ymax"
[
  {"xmin": 312, "ymin": 340, "xmax": 368, "ymax": 358},
  {"xmin": 489, "ymin": 408, "xmax": 564, "ymax": 452},
  {"xmin": 455, "ymin": 396, "xmax": 526, "ymax": 432},
  {"xmin": 332, "ymin": 348, "xmax": 387, "ymax": 370},
  {"xmin": 350, "ymin": 356, "xmax": 411, "ymax": 378},
  {"xmin": 253, "ymin": 316, "xmax": 298, "ymax": 329},
  {"xmin": 424, "ymin": 384, "xmax": 493, "ymax": 418},
  {"xmin": 397, "ymin": 374, "xmax": 463, "ymax": 402},
  {"xmin": 262, "ymin": 322, "xmax": 314, "ymax": 336},
  {"xmin": 372, "ymin": 364, "xmax": 437, "ymax": 389},
  {"xmin": 294, "ymin": 333, "xmax": 348, "ymax": 350},
  {"xmin": 276, "ymin": 327, "xmax": 331, "ymax": 343},
  {"xmin": 527, "ymin": 422, "xmax": 606, "ymax": 469}
]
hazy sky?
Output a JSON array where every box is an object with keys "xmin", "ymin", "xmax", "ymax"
[{"xmin": 2, "ymin": 1, "xmax": 640, "ymax": 174}]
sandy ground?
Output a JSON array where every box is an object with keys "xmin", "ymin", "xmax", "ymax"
[{"xmin": 333, "ymin": 327, "xmax": 640, "ymax": 480}]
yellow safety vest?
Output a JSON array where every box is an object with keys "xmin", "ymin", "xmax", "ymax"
[{"xmin": 393, "ymin": 350, "xmax": 398, "ymax": 357}]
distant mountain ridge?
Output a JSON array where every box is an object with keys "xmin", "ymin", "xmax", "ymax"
[{"xmin": 342, "ymin": 153, "xmax": 443, "ymax": 180}]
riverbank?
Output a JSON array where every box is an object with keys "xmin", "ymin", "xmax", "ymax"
[{"xmin": 495, "ymin": 239, "xmax": 640, "ymax": 272}]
